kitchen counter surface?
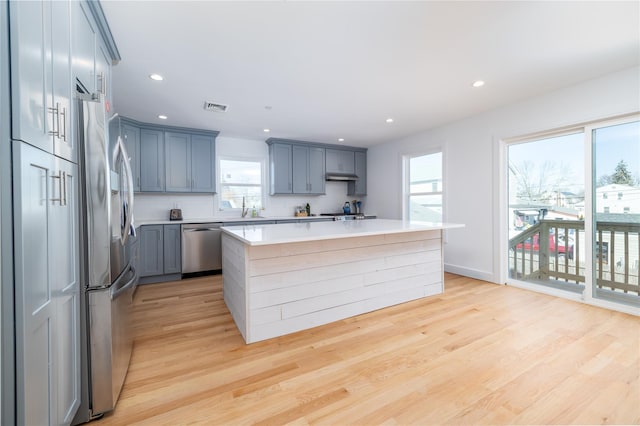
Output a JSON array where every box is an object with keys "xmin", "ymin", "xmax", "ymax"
[{"xmin": 221, "ymin": 219, "xmax": 464, "ymax": 246}]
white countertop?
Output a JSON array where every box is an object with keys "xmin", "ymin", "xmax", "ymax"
[{"xmin": 221, "ymin": 219, "xmax": 464, "ymax": 246}]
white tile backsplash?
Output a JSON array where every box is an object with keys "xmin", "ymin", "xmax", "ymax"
[{"xmin": 134, "ymin": 182, "xmax": 366, "ymax": 221}]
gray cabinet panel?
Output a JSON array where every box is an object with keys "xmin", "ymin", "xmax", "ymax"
[
  {"xmin": 9, "ymin": 0, "xmax": 70, "ymax": 154},
  {"xmin": 308, "ymin": 147, "xmax": 325, "ymax": 194},
  {"xmin": 326, "ymin": 149, "xmax": 355, "ymax": 174},
  {"xmin": 292, "ymin": 145, "xmax": 308, "ymax": 194},
  {"xmin": 291, "ymin": 145, "xmax": 325, "ymax": 194},
  {"xmin": 139, "ymin": 225, "xmax": 163, "ymax": 276},
  {"xmin": 51, "ymin": 1, "xmax": 74, "ymax": 163},
  {"xmin": 163, "ymin": 225, "xmax": 181, "ymax": 274},
  {"xmin": 71, "ymin": 1, "xmax": 96, "ymax": 94},
  {"xmin": 348, "ymin": 151, "xmax": 367, "ymax": 196},
  {"xmin": 191, "ymin": 135, "xmax": 216, "ymax": 192},
  {"xmin": 122, "ymin": 124, "xmax": 140, "ymax": 192},
  {"xmin": 164, "ymin": 132, "xmax": 191, "ymax": 192},
  {"xmin": 50, "ymin": 157, "xmax": 80, "ymax": 425},
  {"xmin": 13, "ymin": 142, "xmax": 80, "ymax": 426},
  {"xmin": 95, "ymin": 42, "xmax": 111, "ymax": 101},
  {"xmin": 139, "ymin": 129, "xmax": 164, "ymax": 192},
  {"xmin": 270, "ymin": 143, "xmax": 292, "ymax": 194}
]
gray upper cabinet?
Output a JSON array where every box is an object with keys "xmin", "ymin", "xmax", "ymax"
[
  {"xmin": 292, "ymin": 145, "xmax": 325, "ymax": 194},
  {"xmin": 122, "ymin": 123, "xmax": 140, "ymax": 192},
  {"xmin": 348, "ymin": 151, "xmax": 367, "ymax": 196},
  {"xmin": 72, "ymin": 1, "xmax": 118, "ymax": 101},
  {"xmin": 165, "ymin": 132, "xmax": 191, "ymax": 192},
  {"xmin": 165, "ymin": 132, "xmax": 216, "ymax": 193},
  {"xmin": 326, "ymin": 149, "xmax": 355, "ymax": 174},
  {"xmin": 191, "ymin": 134, "xmax": 216, "ymax": 192},
  {"xmin": 10, "ymin": 0, "xmax": 73, "ymax": 160},
  {"xmin": 121, "ymin": 118, "xmax": 217, "ymax": 193},
  {"xmin": 72, "ymin": 1, "xmax": 97, "ymax": 95},
  {"xmin": 270, "ymin": 143, "xmax": 293, "ymax": 194},
  {"xmin": 140, "ymin": 129, "xmax": 165, "ymax": 192}
]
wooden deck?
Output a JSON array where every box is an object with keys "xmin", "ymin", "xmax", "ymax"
[{"xmin": 97, "ymin": 273, "xmax": 640, "ymax": 425}]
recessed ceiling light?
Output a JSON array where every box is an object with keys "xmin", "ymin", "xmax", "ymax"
[
  {"xmin": 338, "ymin": 138, "xmax": 345, "ymax": 142},
  {"xmin": 263, "ymin": 128, "xmax": 270, "ymax": 133},
  {"xmin": 386, "ymin": 118, "xmax": 394, "ymax": 123},
  {"xmin": 149, "ymin": 74, "xmax": 164, "ymax": 81},
  {"xmin": 472, "ymin": 80, "xmax": 485, "ymax": 88},
  {"xmin": 158, "ymin": 115, "xmax": 168, "ymax": 120}
]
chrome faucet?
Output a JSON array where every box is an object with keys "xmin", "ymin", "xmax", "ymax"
[{"xmin": 241, "ymin": 196, "xmax": 249, "ymax": 218}]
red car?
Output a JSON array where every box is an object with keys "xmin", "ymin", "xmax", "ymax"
[{"xmin": 517, "ymin": 233, "xmax": 574, "ymax": 259}]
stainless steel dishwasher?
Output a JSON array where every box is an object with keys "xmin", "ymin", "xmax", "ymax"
[{"xmin": 181, "ymin": 223, "xmax": 223, "ymax": 273}]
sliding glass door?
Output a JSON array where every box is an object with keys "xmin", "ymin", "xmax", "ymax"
[
  {"xmin": 506, "ymin": 114, "xmax": 640, "ymax": 310},
  {"xmin": 591, "ymin": 119, "xmax": 640, "ymax": 306}
]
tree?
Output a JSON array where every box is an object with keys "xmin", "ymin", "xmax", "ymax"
[
  {"xmin": 611, "ymin": 160, "xmax": 634, "ymax": 185},
  {"xmin": 510, "ymin": 160, "xmax": 573, "ymax": 203}
]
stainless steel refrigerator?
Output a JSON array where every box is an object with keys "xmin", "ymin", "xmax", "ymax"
[{"xmin": 73, "ymin": 93, "xmax": 137, "ymax": 423}]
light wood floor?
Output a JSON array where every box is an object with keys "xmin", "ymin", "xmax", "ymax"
[{"xmin": 97, "ymin": 273, "xmax": 640, "ymax": 425}]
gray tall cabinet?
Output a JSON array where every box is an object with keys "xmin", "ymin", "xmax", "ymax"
[{"xmin": 6, "ymin": 1, "xmax": 119, "ymax": 425}]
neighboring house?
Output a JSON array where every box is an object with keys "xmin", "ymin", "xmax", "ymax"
[{"xmin": 596, "ymin": 184, "xmax": 640, "ymax": 214}]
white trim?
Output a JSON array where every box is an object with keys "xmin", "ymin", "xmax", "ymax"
[
  {"xmin": 402, "ymin": 149, "xmax": 444, "ymax": 223},
  {"xmin": 444, "ymin": 263, "xmax": 495, "ymax": 283},
  {"xmin": 217, "ymin": 155, "xmax": 267, "ymax": 213}
]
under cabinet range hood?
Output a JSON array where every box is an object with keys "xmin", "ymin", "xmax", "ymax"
[{"xmin": 325, "ymin": 172, "xmax": 358, "ymax": 181}]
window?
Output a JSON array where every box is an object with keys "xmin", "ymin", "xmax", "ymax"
[
  {"xmin": 219, "ymin": 158, "xmax": 264, "ymax": 211},
  {"xmin": 404, "ymin": 151, "xmax": 443, "ymax": 222}
]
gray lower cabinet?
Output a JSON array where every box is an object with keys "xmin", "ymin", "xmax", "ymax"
[
  {"xmin": 163, "ymin": 225, "xmax": 182, "ymax": 274},
  {"xmin": 139, "ymin": 224, "xmax": 182, "ymax": 280},
  {"xmin": 140, "ymin": 129, "xmax": 165, "ymax": 192},
  {"xmin": 139, "ymin": 225, "xmax": 163, "ymax": 276},
  {"xmin": 348, "ymin": 150, "xmax": 367, "ymax": 196},
  {"xmin": 13, "ymin": 141, "xmax": 80, "ymax": 426},
  {"xmin": 326, "ymin": 148, "xmax": 355, "ymax": 174},
  {"xmin": 269, "ymin": 143, "xmax": 293, "ymax": 194},
  {"xmin": 292, "ymin": 145, "xmax": 325, "ymax": 194}
]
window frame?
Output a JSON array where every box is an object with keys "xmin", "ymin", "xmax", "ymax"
[
  {"xmin": 216, "ymin": 155, "xmax": 266, "ymax": 213},
  {"xmin": 402, "ymin": 149, "xmax": 444, "ymax": 223}
]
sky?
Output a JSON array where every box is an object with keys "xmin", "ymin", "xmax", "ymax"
[{"xmin": 508, "ymin": 120, "xmax": 640, "ymax": 194}]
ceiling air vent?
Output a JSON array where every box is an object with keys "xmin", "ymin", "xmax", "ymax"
[{"xmin": 203, "ymin": 101, "xmax": 228, "ymax": 112}]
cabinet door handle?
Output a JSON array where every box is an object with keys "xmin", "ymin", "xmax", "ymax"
[
  {"xmin": 50, "ymin": 172, "xmax": 63, "ymax": 205},
  {"xmin": 98, "ymin": 72, "xmax": 106, "ymax": 94},
  {"xmin": 48, "ymin": 105, "xmax": 59, "ymax": 137},
  {"xmin": 62, "ymin": 171, "xmax": 67, "ymax": 206},
  {"xmin": 60, "ymin": 107, "xmax": 67, "ymax": 142}
]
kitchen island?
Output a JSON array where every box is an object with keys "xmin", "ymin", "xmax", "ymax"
[{"xmin": 221, "ymin": 219, "xmax": 463, "ymax": 343}]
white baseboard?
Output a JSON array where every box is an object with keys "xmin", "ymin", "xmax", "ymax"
[{"xmin": 444, "ymin": 263, "xmax": 495, "ymax": 283}]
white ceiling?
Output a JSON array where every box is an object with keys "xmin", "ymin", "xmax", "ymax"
[{"xmin": 101, "ymin": 1, "xmax": 640, "ymax": 147}]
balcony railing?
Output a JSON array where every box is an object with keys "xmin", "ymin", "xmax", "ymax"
[{"xmin": 508, "ymin": 219, "xmax": 640, "ymax": 298}]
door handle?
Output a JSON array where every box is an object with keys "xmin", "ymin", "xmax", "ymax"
[
  {"xmin": 50, "ymin": 171, "xmax": 63, "ymax": 205},
  {"xmin": 60, "ymin": 107, "xmax": 67, "ymax": 142},
  {"xmin": 48, "ymin": 104, "xmax": 60, "ymax": 138}
]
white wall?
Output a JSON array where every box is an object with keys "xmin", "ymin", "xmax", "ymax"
[
  {"xmin": 367, "ymin": 66, "xmax": 640, "ymax": 283},
  {"xmin": 134, "ymin": 136, "xmax": 366, "ymax": 220}
]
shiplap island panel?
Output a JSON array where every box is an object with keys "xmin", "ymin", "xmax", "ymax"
[{"xmin": 221, "ymin": 219, "xmax": 463, "ymax": 343}]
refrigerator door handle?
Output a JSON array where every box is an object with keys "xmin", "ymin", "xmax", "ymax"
[
  {"xmin": 110, "ymin": 264, "xmax": 136, "ymax": 300},
  {"xmin": 114, "ymin": 136, "xmax": 135, "ymax": 245}
]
